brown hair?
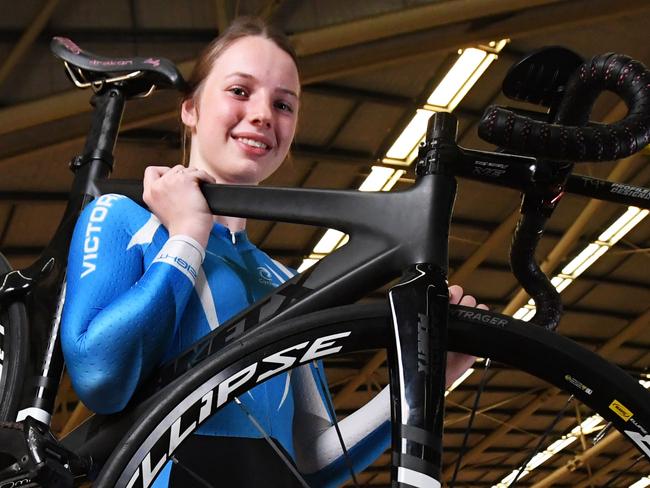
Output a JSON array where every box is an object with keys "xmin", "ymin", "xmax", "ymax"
[
  {"xmin": 181, "ymin": 17, "xmax": 298, "ymax": 163},
  {"xmin": 183, "ymin": 16, "xmax": 298, "ymax": 102}
]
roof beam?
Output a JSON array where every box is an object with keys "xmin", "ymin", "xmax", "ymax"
[
  {"xmin": 290, "ymin": 0, "xmax": 565, "ymax": 57},
  {"xmin": 441, "ymin": 303, "xmax": 650, "ymax": 477},
  {"xmin": 215, "ymin": 0, "xmax": 232, "ymax": 33},
  {"xmin": 529, "ymin": 430, "xmax": 624, "ymax": 488},
  {"xmin": 297, "ymin": 0, "xmax": 650, "ymax": 83},
  {"xmin": 572, "ymin": 447, "xmax": 642, "ymax": 488},
  {"xmin": 3, "ymin": 0, "xmax": 648, "ymax": 136},
  {"xmin": 0, "ymin": 0, "xmax": 60, "ymax": 89}
]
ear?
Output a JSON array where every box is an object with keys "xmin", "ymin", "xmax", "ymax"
[{"xmin": 181, "ymin": 97, "xmax": 198, "ymax": 129}]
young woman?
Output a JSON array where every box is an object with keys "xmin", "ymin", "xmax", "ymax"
[{"xmin": 61, "ymin": 17, "xmax": 485, "ymax": 487}]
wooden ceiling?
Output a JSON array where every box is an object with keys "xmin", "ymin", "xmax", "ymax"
[{"xmin": 1, "ymin": 0, "xmax": 649, "ymax": 486}]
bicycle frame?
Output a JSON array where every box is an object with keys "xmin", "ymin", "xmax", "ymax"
[{"xmin": 3, "ymin": 76, "xmax": 650, "ymax": 486}]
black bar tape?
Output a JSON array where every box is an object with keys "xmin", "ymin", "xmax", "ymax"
[
  {"xmin": 399, "ymin": 423, "xmax": 437, "ymax": 448},
  {"xmin": 478, "ymin": 53, "xmax": 650, "ymax": 162}
]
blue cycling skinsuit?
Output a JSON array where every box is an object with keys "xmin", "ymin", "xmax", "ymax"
[{"xmin": 61, "ymin": 194, "xmax": 390, "ymax": 487}]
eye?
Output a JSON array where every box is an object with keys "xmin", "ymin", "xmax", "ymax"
[
  {"xmin": 274, "ymin": 100, "xmax": 294, "ymax": 113},
  {"xmin": 228, "ymin": 86, "xmax": 248, "ymax": 97}
]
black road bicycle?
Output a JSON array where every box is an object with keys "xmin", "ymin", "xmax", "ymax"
[{"xmin": 0, "ymin": 38, "xmax": 649, "ymax": 487}]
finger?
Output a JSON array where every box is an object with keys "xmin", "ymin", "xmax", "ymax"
[
  {"xmin": 459, "ymin": 294, "xmax": 477, "ymax": 308},
  {"xmin": 143, "ymin": 166, "xmax": 168, "ymax": 203},
  {"xmin": 164, "ymin": 164, "xmax": 187, "ymax": 178},
  {"xmin": 477, "ymin": 303, "xmax": 489, "ymax": 310},
  {"xmin": 143, "ymin": 165, "xmax": 168, "ymax": 183},
  {"xmin": 191, "ymin": 169, "xmax": 217, "ymax": 184},
  {"xmin": 448, "ymin": 285, "xmax": 464, "ymax": 304}
]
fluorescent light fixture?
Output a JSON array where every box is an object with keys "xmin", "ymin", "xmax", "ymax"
[
  {"xmin": 297, "ymin": 257, "xmax": 319, "ymax": 273},
  {"xmin": 570, "ymin": 244, "xmax": 608, "ymax": 278},
  {"xmin": 513, "ymin": 307, "xmax": 530, "ymax": 320},
  {"xmin": 598, "ymin": 206, "xmax": 647, "ymax": 243},
  {"xmin": 629, "ymin": 478, "xmax": 650, "ymax": 488},
  {"xmin": 515, "ymin": 205, "xmax": 647, "ymax": 323},
  {"xmin": 299, "ymin": 40, "xmax": 507, "ymax": 269},
  {"xmin": 492, "ymin": 414, "xmax": 605, "ymax": 487},
  {"xmin": 521, "ymin": 308, "xmax": 536, "ymax": 322},
  {"xmin": 561, "ymin": 243, "xmax": 601, "ymax": 275},
  {"xmin": 445, "ymin": 367, "xmax": 474, "ymax": 397},
  {"xmin": 493, "ymin": 379, "xmax": 650, "ymax": 487},
  {"xmin": 600, "ymin": 207, "xmax": 649, "ymax": 245},
  {"xmin": 386, "ymin": 109, "xmax": 435, "ymax": 160},
  {"xmin": 359, "ymin": 166, "xmax": 405, "ymax": 192},
  {"xmin": 446, "ymin": 53, "xmax": 498, "ymax": 112},
  {"xmin": 384, "ymin": 168, "xmax": 406, "ymax": 191},
  {"xmin": 298, "ymin": 167, "xmax": 403, "ymax": 272},
  {"xmin": 313, "ymin": 229, "xmax": 346, "ymax": 254},
  {"xmin": 427, "ymin": 48, "xmax": 487, "ymax": 107}
]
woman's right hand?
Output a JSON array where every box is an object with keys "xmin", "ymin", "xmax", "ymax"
[{"xmin": 143, "ymin": 165, "xmax": 216, "ymax": 248}]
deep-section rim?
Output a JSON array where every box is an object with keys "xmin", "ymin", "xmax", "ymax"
[{"xmin": 94, "ymin": 302, "xmax": 650, "ymax": 487}]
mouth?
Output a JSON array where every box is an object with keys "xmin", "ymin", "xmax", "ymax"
[{"xmin": 233, "ymin": 136, "xmax": 271, "ymax": 151}]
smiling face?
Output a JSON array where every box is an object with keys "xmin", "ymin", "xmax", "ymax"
[{"xmin": 181, "ymin": 35, "xmax": 300, "ymax": 185}]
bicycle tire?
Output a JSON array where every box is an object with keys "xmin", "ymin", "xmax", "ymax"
[
  {"xmin": 0, "ymin": 252, "xmax": 29, "ymax": 422},
  {"xmin": 95, "ymin": 302, "xmax": 650, "ymax": 487}
]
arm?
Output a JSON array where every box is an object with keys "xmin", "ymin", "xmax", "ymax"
[{"xmin": 61, "ymin": 194, "xmax": 204, "ymax": 414}]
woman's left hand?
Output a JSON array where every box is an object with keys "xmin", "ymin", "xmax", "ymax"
[{"xmin": 445, "ymin": 285, "xmax": 488, "ymax": 388}]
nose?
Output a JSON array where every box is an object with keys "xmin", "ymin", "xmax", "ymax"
[{"xmin": 249, "ymin": 95, "xmax": 273, "ymax": 129}]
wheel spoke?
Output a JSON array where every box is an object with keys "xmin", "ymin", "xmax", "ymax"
[
  {"xmin": 450, "ymin": 358, "xmax": 492, "ymax": 487},
  {"xmin": 233, "ymin": 396, "xmax": 311, "ymax": 488},
  {"xmin": 313, "ymin": 361, "xmax": 361, "ymax": 488}
]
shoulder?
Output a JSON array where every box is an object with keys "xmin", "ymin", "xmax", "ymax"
[{"xmin": 78, "ymin": 194, "xmax": 154, "ymax": 233}]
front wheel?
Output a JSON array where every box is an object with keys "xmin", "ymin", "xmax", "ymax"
[{"xmin": 95, "ymin": 302, "xmax": 650, "ymax": 487}]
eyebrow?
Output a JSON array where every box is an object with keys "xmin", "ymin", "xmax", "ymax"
[{"xmin": 226, "ymin": 72, "xmax": 299, "ymax": 99}]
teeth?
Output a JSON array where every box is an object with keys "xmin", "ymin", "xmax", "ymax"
[{"xmin": 237, "ymin": 137, "xmax": 269, "ymax": 149}]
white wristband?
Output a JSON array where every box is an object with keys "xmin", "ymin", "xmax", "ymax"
[{"xmin": 153, "ymin": 235, "xmax": 205, "ymax": 284}]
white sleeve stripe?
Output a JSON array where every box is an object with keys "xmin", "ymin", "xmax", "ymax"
[
  {"xmin": 265, "ymin": 264, "xmax": 288, "ymax": 284},
  {"xmin": 152, "ymin": 237, "xmax": 204, "ymax": 285},
  {"xmin": 272, "ymin": 259, "xmax": 296, "ymax": 279},
  {"xmin": 127, "ymin": 214, "xmax": 161, "ymax": 249}
]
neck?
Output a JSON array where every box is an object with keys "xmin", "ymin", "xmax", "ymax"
[
  {"xmin": 186, "ymin": 157, "xmax": 250, "ymax": 233},
  {"xmin": 215, "ymin": 214, "xmax": 247, "ymax": 232}
]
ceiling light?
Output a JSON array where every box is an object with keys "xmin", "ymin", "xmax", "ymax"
[
  {"xmin": 492, "ymin": 414, "xmax": 605, "ymax": 487},
  {"xmin": 313, "ymin": 229, "xmax": 346, "ymax": 254},
  {"xmin": 427, "ymin": 48, "xmax": 487, "ymax": 107},
  {"xmin": 629, "ymin": 478, "xmax": 650, "ymax": 488},
  {"xmin": 598, "ymin": 207, "xmax": 649, "ymax": 245},
  {"xmin": 298, "ymin": 167, "xmax": 403, "ymax": 271},
  {"xmin": 561, "ymin": 243, "xmax": 602, "ymax": 275},
  {"xmin": 297, "ymin": 257, "xmax": 319, "ymax": 273},
  {"xmin": 386, "ymin": 109, "xmax": 435, "ymax": 160},
  {"xmin": 445, "ymin": 53, "xmax": 498, "ymax": 112},
  {"xmin": 359, "ymin": 166, "xmax": 405, "ymax": 192},
  {"xmin": 298, "ymin": 40, "xmax": 506, "ymax": 274},
  {"xmin": 494, "ymin": 379, "xmax": 650, "ymax": 487}
]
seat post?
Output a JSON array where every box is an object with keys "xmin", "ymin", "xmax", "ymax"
[{"xmin": 70, "ymin": 86, "xmax": 126, "ymax": 197}]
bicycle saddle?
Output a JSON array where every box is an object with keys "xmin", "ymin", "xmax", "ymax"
[{"xmin": 50, "ymin": 37, "xmax": 187, "ymax": 96}]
